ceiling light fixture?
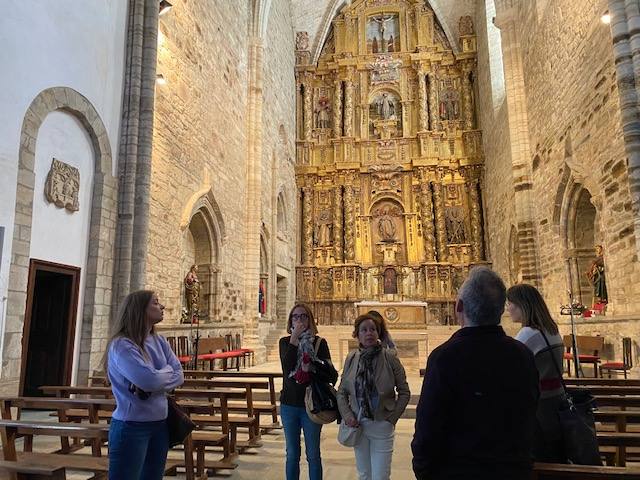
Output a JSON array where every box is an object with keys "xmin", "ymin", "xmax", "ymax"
[
  {"xmin": 156, "ymin": 74, "xmax": 167, "ymax": 85},
  {"xmin": 601, "ymin": 12, "xmax": 611, "ymax": 24},
  {"xmin": 159, "ymin": 0, "xmax": 173, "ymax": 16}
]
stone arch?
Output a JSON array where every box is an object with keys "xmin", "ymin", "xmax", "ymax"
[
  {"xmin": 4, "ymin": 86, "xmax": 117, "ymax": 384},
  {"xmin": 562, "ymin": 184, "xmax": 600, "ymax": 305},
  {"xmin": 277, "ymin": 190, "xmax": 287, "ymax": 235},
  {"xmin": 182, "ymin": 190, "xmax": 225, "ymax": 321},
  {"xmin": 251, "ymin": 0, "xmax": 273, "ymax": 38}
]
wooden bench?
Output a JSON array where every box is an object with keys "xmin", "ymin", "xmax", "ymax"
[
  {"xmin": 566, "ymin": 378, "xmax": 640, "ymax": 387},
  {"xmin": 0, "ymin": 460, "xmax": 66, "ymax": 480},
  {"xmin": 182, "ymin": 370, "xmax": 282, "ymax": 430},
  {"xmin": 533, "ymin": 462, "xmax": 640, "ymax": 479},
  {"xmin": 1, "ymin": 397, "xmax": 116, "ymax": 455}
]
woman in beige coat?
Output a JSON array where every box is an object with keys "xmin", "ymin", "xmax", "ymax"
[{"xmin": 337, "ymin": 314, "xmax": 410, "ymax": 480}]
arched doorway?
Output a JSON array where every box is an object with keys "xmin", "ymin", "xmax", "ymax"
[{"xmin": 565, "ymin": 187, "xmax": 600, "ymax": 305}]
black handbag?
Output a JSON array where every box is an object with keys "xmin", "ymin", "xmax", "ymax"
[
  {"xmin": 541, "ymin": 331, "xmax": 602, "ymax": 465},
  {"xmin": 167, "ymin": 395, "xmax": 195, "ymax": 447}
]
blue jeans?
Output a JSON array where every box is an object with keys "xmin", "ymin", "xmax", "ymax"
[
  {"xmin": 280, "ymin": 403, "xmax": 323, "ymax": 480},
  {"xmin": 108, "ymin": 419, "xmax": 169, "ymax": 480}
]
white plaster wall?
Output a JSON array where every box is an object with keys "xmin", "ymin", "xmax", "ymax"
[
  {"xmin": 31, "ymin": 112, "xmax": 95, "ymax": 268},
  {"xmin": 31, "ymin": 112, "xmax": 95, "ymax": 383},
  {"xmin": 0, "ymin": 0, "xmax": 128, "ymax": 352}
]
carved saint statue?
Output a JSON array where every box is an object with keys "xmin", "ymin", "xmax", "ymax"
[
  {"xmin": 586, "ymin": 245, "xmax": 608, "ymax": 304},
  {"xmin": 183, "ymin": 264, "xmax": 200, "ymax": 323},
  {"xmin": 378, "ymin": 210, "xmax": 396, "ymax": 242},
  {"xmin": 377, "ymin": 93, "xmax": 395, "ymax": 120}
]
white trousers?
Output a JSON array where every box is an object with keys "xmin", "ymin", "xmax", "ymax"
[{"xmin": 353, "ymin": 418, "xmax": 395, "ymax": 480}]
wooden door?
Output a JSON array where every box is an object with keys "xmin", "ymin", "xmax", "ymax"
[{"xmin": 20, "ymin": 260, "xmax": 80, "ymax": 397}]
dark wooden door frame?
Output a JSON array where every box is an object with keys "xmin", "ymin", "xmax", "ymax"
[{"xmin": 19, "ymin": 259, "xmax": 81, "ymax": 395}]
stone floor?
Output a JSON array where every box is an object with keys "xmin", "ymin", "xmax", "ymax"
[{"xmin": 9, "ymin": 414, "xmax": 417, "ymax": 480}]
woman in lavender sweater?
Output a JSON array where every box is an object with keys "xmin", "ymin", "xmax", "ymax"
[{"xmin": 105, "ymin": 290, "xmax": 184, "ymax": 480}]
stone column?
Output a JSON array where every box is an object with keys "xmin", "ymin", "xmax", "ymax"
[
  {"xmin": 242, "ymin": 35, "xmax": 265, "ymax": 347},
  {"xmin": 420, "ymin": 182, "xmax": 437, "ymax": 261},
  {"xmin": 494, "ymin": 2, "xmax": 540, "ymax": 284},
  {"xmin": 303, "ymin": 76, "xmax": 313, "ymax": 140},
  {"xmin": 608, "ymin": 0, "xmax": 640, "ymax": 257},
  {"xmin": 302, "ymin": 187, "xmax": 314, "ymax": 264},
  {"xmin": 344, "ymin": 185, "xmax": 355, "ymax": 262},
  {"xmin": 433, "ymin": 181, "xmax": 448, "ymax": 262},
  {"xmin": 417, "ymin": 71, "xmax": 428, "ymax": 132},
  {"xmin": 333, "ymin": 80, "xmax": 343, "ymax": 138},
  {"xmin": 427, "ymin": 72, "xmax": 438, "ymax": 131},
  {"xmin": 344, "ymin": 79, "xmax": 354, "ymax": 137},
  {"xmin": 333, "ymin": 186, "xmax": 344, "ymax": 263},
  {"xmin": 467, "ymin": 178, "xmax": 484, "ymax": 261},
  {"xmin": 462, "ymin": 65, "xmax": 474, "ymax": 130},
  {"xmin": 113, "ymin": 0, "xmax": 159, "ymax": 307}
]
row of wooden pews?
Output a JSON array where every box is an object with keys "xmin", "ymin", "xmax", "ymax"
[
  {"xmin": 0, "ymin": 370, "xmax": 283, "ymax": 480},
  {"xmin": 532, "ymin": 376, "xmax": 640, "ymax": 478}
]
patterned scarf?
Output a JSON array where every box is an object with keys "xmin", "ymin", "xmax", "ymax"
[
  {"xmin": 355, "ymin": 344, "xmax": 381, "ymax": 420},
  {"xmin": 289, "ymin": 331, "xmax": 319, "ymax": 384}
]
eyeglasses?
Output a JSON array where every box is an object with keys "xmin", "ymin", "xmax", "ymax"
[{"xmin": 291, "ymin": 314, "xmax": 310, "ymax": 321}]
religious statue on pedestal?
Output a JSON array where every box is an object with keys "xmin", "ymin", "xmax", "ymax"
[
  {"xmin": 183, "ymin": 264, "xmax": 200, "ymax": 323},
  {"xmin": 586, "ymin": 245, "xmax": 608, "ymax": 305},
  {"xmin": 378, "ymin": 210, "xmax": 396, "ymax": 242}
]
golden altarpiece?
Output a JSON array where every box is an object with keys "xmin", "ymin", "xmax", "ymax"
[{"xmin": 295, "ymin": 0, "xmax": 487, "ymax": 327}]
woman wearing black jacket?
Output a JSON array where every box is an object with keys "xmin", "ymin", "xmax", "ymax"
[{"xmin": 279, "ymin": 303, "xmax": 333, "ymax": 480}]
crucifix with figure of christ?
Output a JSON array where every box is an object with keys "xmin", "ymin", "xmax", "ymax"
[{"xmin": 372, "ymin": 14, "xmax": 395, "ymax": 53}]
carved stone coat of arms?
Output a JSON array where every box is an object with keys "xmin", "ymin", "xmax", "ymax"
[{"xmin": 45, "ymin": 158, "xmax": 80, "ymax": 212}]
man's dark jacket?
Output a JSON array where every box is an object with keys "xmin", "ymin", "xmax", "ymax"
[{"xmin": 412, "ymin": 325, "xmax": 539, "ymax": 480}]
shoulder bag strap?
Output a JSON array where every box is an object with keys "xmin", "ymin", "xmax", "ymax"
[{"xmin": 539, "ymin": 330, "xmax": 568, "ymax": 396}]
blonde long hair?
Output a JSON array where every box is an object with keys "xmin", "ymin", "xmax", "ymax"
[{"xmin": 102, "ymin": 290, "xmax": 156, "ymax": 370}]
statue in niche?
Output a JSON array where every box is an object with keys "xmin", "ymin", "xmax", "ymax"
[
  {"xmin": 314, "ymin": 95, "xmax": 331, "ymax": 129},
  {"xmin": 439, "ymin": 88, "xmax": 460, "ymax": 121},
  {"xmin": 314, "ymin": 209, "xmax": 333, "ymax": 247},
  {"xmin": 183, "ymin": 264, "xmax": 200, "ymax": 323},
  {"xmin": 377, "ymin": 93, "xmax": 395, "ymax": 120},
  {"xmin": 378, "ymin": 209, "xmax": 397, "ymax": 242},
  {"xmin": 445, "ymin": 206, "xmax": 467, "ymax": 244},
  {"xmin": 586, "ymin": 244, "xmax": 608, "ymax": 304},
  {"xmin": 383, "ymin": 268, "xmax": 398, "ymax": 294}
]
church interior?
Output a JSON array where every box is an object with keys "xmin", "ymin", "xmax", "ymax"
[{"xmin": 2, "ymin": 0, "xmax": 640, "ymax": 478}]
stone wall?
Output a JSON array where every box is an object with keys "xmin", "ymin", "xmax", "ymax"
[
  {"xmin": 148, "ymin": 0, "xmax": 251, "ymax": 325},
  {"xmin": 148, "ymin": 0, "xmax": 297, "ymax": 345},
  {"xmin": 261, "ymin": 0, "xmax": 298, "ymax": 326},
  {"xmin": 476, "ymin": 0, "xmax": 640, "ymax": 362},
  {"xmin": 476, "ymin": 0, "xmax": 515, "ymax": 283}
]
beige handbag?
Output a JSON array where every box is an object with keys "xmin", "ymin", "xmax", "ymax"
[{"xmin": 337, "ymin": 421, "xmax": 362, "ymax": 447}]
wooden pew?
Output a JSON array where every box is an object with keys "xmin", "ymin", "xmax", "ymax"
[
  {"xmin": 0, "ymin": 397, "xmax": 116, "ymax": 455},
  {"xmin": 0, "ymin": 420, "xmax": 109, "ymax": 466},
  {"xmin": 533, "ymin": 462, "xmax": 640, "ymax": 479},
  {"xmin": 566, "ymin": 378, "xmax": 640, "ymax": 387},
  {"xmin": 182, "ymin": 370, "xmax": 282, "ymax": 430},
  {"xmin": 39, "ymin": 386, "xmax": 113, "ymax": 398},
  {"xmin": 183, "ymin": 378, "xmax": 267, "ymax": 436},
  {"xmin": 0, "ymin": 461, "xmax": 66, "ymax": 480},
  {"xmin": 170, "ymin": 389, "xmax": 240, "ymax": 480}
]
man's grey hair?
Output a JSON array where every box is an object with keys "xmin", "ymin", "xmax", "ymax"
[{"xmin": 457, "ymin": 266, "xmax": 506, "ymax": 326}]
